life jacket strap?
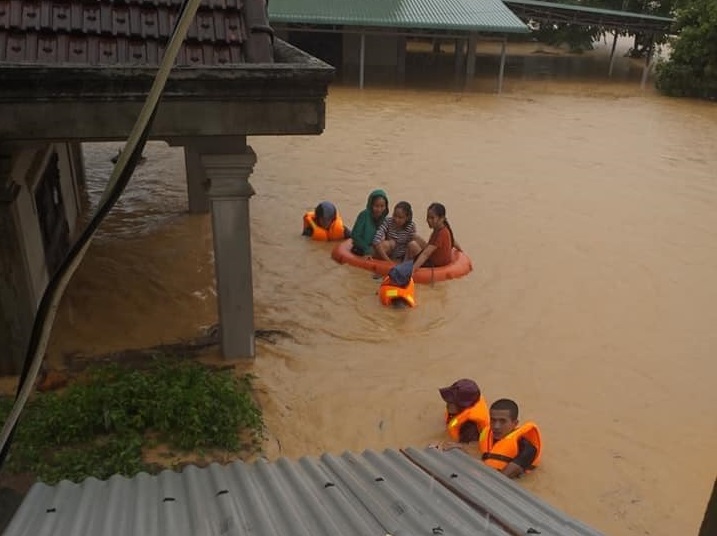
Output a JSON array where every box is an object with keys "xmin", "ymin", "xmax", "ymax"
[
  {"xmin": 482, "ymin": 453, "xmax": 513, "ymax": 463},
  {"xmin": 482, "ymin": 452, "xmax": 535, "ymax": 470}
]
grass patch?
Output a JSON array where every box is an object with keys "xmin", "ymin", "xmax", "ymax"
[{"xmin": 0, "ymin": 358, "xmax": 263, "ymax": 484}]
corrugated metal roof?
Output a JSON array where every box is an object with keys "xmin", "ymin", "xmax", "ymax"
[
  {"xmin": 503, "ymin": 0, "xmax": 674, "ymax": 23},
  {"xmin": 4, "ymin": 448, "xmax": 604, "ymax": 536},
  {"xmin": 0, "ymin": 0, "xmax": 273, "ymax": 66},
  {"xmin": 269, "ymin": 0, "xmax": 530, "ymax": 34},
  {"xmin": 403, "ymin": 448, "xmax": 605, "ymax": 536}
]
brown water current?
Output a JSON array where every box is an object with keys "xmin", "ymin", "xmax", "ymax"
[{"xmin": 45, "ymin": 53, "xmax": 717, "ymax": 535}]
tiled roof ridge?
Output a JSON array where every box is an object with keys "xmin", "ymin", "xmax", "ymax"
[
  {"xmin": 0, "ymin": 0, "xmax": 246, "ymax": 44},
  {"xmin": 0, "ymin": 0, "xmax": 275, "ymax": 66}
]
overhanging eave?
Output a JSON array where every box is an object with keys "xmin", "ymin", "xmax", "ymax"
[{"xmin": 0, "ymin": 40, "xmax": 335, "ymax": 142}]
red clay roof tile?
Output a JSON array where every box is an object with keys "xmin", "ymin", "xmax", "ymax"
[{"xmin": 0, "ymin": 0, "xmax": 272, "ymax": 65}]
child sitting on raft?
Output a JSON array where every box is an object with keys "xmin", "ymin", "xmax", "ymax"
[
  {"xmin": 350, "ymin": 189, "xmax": 389, "ymax": 256},
  {"xmin": 411, "ymin": 203, "xmax": 459, "ymax": 271},
  {"xmin": 372, "ymin": 201, "xmax": 419, "ymax": 262},
  {"xmin": 302, "ymin": 201, "xmax": 351, "ymax": 241}
]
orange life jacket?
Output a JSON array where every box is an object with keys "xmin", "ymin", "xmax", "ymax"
[
  {"xmin": 445, "ymin": 396, "xmax": 489, "ymax": 441},
  {"xmin": 478, "ymin": 421, "xmax": 542, "ymax": 472},
  {"xmin": 303, "ymin": 211, "xmax": 346, "ymax": 241},
  {"xmin": 379, "ymin": 276, "xmax": 416, "ymax": 307}
]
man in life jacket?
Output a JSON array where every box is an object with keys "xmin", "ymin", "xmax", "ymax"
[
  {"xmin": 302, "ymin": 201, "xmax": 351, "ymax": 241},
  {"xmin": 479, "ymin": 398, "xmax": 542, "ymax": 479},
  {"xmin": 439, "ymin": 379, "xmax": 489, "ymax": 443}
]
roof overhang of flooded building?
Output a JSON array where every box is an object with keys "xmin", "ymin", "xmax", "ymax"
[
  {"xmin": 0, "ymin": 0, "xmax": 334, "ymax": 143},
  {"xmin": 269, "ymin": 0, "xmax": 531, "ymax": 35},
  {"xmin": 0, "ymin": 40, "xmax": 334, "ymax": 142},
  {"xmin": 503, "ymin": 0, "xmax": 675, "ymax": 35}
]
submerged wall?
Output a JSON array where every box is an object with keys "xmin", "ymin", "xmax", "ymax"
[
  {"xmin": 343, "ymin": 34, "xmax": 406, "ymax": 84},
  {"xmin": 0, "ymin": 143, "xmax": 85, "ymax": 375}
]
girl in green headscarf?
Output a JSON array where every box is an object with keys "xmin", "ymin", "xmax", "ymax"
[{"xmin": 350, "ymin": 189, "xmax": 389, "ymax": 256}]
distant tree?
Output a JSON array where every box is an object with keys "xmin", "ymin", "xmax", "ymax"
[
  {"xmin": 533, "ymin": 23, "xmax": 601, "ymax": 53},
  {"xmin": 655, "ymin": 0, "xmax": 717, "ymax": 99},
  {"xmin": 528, "ymin": 0, "xmax": 675, "ymax": 55},
  {"xmin": 579, "ymin": 0, "xmax": 675, "ymax": 57}
]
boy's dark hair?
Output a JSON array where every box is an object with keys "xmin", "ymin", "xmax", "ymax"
[
  {"xmin": 394, "ymin": 201, "xmax": 413, "ymax": 222},
  {"xmin": 490, "ymin": 398, "xmax": 519, "ymax": 420}
]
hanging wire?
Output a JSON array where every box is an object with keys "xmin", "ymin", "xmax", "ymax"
[{"xmin": 0, "ymin": 0, "xmax": 205, "ymax": 468}]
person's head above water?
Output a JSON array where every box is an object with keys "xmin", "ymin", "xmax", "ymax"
[
  {"xmin": 368, "ymin": 190, "xmax": 389, "ymax": 221},
  {"xmin": 489, "ymin": 398, "xmax": 519, "ymax": 441},
  {"xmin": 314, "ymin": 201, "xmax": 337, "ymax": 229},
  {"xmin": 426, "ymin": 202, "xmax": 456, "ymax": 247},
  {"xmin": 392, "ymin": 201, "xmax": 413, "ymax": 228},
  {"xmin": 426, "ymin": 203, "xmax": 446, "ymax": 229},
  {"xmin": 439, "ymin": 379, "xmax": 481, "ymax": 417}
]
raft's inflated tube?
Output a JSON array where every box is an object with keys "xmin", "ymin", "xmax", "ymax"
[{"xmin": 332, "ymin": 239, "xmax": 473, "ymax": 284}]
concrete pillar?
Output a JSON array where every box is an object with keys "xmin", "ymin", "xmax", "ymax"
[
  {"xmin": 454, "ymin": 39, "xmax": 465, "ymax": 81},
  {"xmin": 184, "ymin": 146, "xmax": 210, "ymax": 214},
  {"xmin": 608, "ymin": 31, "xmax": 619, "ymax": 78},
  {"xmin": 465, "ymin": 34, "xmax": 478, "ymax": 89},
  {"xmin": 202, "ymin": 146, "xmax": 257, "ymax": 359},
  {"xmin": 397, "ymin": 36, "xmax": 407, "ymax": 85},
  {"xmin": 497, "ymin": 38, "xmax": 507, "ymax": 94},
  {"xmin": 68, "ymin": 142, "xmax": 87, "ymax": 202},
  {"xmin": 0, "ymin": 154, "xmax": 33, "ymax": 375},
  {"xmin": 359, "ymin": 33, "xmax": 366, "ymax": 90}
]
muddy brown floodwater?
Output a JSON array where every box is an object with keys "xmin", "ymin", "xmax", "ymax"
[{"xmin": 45, "ymin": 45, "xmax": 717, "ymax": 536}]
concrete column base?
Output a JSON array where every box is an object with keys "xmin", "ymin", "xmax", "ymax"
[{"xmin": 202, "ymin": 146, "xmax": 257, "ymax": 359}]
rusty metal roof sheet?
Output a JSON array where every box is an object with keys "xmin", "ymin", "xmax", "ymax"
[
  {"xmin": 3, "ymin": 447, "xmax": 604, "ymax": 536},
  {"xmin": 0, "ymin": 0, "xmax": 273, "ymax": 66},
  {"xmin": 269, "ymin": 0, "xmax": 529, "ymax": 34}
]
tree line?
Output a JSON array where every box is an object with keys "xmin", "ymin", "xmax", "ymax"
[
  {"xmin": 528, "ymin": 0, "xmax": 716, "ymax": 100},
  {"xmin": 655, "ymin": 0, "xmax": 717, "ymax": 100}
]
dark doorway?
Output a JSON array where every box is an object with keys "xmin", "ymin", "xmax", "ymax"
[
  {"xmin": 34, "ymin": 151, "xmax": 70, "ymax": 277},
  {"xmin": 287, "ymin": 30, "xmax": 343, "ymax": 76}
]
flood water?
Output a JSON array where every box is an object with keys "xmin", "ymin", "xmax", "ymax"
[{"xmin": 45, "ymin": 43, "xmax": 717, "ymax": 536}]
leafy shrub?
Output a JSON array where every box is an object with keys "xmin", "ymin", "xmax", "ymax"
[{"xmin": 0, "ymin": 358, "xmax": 263, "ymax": 484}]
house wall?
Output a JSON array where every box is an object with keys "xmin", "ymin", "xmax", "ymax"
[
  {"xmin": 342, "ymin": 34, "xmax": 405, "ymax": 83},
  {"xmin": 0, "ymin": 143, "xmax": 86, "ymax": 375}
]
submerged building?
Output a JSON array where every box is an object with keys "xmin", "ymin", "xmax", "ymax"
[{"xmin": 0, "ymin": 0, "xmax": 333, "ymax": 374}]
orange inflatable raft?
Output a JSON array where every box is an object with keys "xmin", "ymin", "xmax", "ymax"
[{"xmin": 331, "ymin": 239, "xmax": 473, "ymax": 284}]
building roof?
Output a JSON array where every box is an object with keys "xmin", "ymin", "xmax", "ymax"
[
  {"xmin": 503, "ymin": 0, "xmax": 674, "ymax": 33},
  {"xmin": 0, "ymin": 0, "xmax": 274, "ymax": 66},
  {"xmin": 269, "ymin": 0, "xmax": 530, "ymax": 34},
  {"xmin": 4, "ymin": 447, "xmax": 604, "ymax": 536},
  {"xmin": 0, "ymin": 0, "xmax": 334, "ymax": 141}
]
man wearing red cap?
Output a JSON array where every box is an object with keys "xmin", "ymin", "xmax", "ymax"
[{"xmin": 433, "ymin": 382, "xmax": 542, "ymax": 479}]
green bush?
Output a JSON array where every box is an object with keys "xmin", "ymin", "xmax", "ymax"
[
  {"xmin": 656, "ymin": 0, "xmax": 717, "ymax": 100},
  {"xmin": 0, "ymin": 359, "xmax": 263, "ymax": 484}
]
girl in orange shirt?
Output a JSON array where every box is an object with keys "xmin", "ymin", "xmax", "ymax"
[{"xmin": 412, "ymin": 203, "xmax": 459, "ymax": 270}]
